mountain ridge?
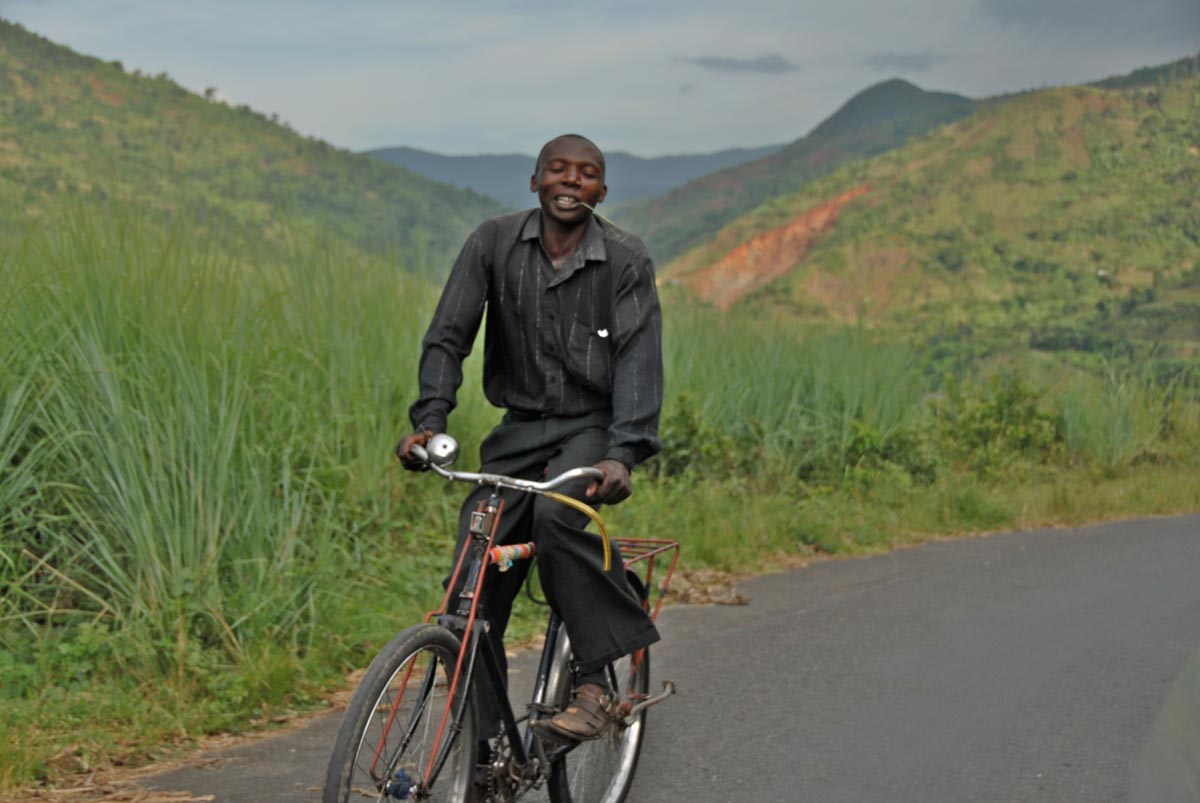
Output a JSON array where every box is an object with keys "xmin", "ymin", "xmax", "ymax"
[{"xmin": 365, "ymin": 142, "xmax": 786, "ymax": 208}]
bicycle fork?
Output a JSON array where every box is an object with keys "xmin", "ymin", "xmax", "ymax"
[{"xmin": 405, "ymin": 494, "xmax": 506, "ymax": 798}]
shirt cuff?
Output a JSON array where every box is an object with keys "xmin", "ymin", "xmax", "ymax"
[
  {"xmin": 604, "ymin": 447, "xmax": 636, "ymax": 471},
  {"xmin": 412, "ymin": 415, "xmax": 446, "ymax": 435}
]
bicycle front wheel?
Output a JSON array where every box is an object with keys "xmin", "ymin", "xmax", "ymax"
[
  {"xmin": 323, "ymin": 624, "xmax": 476, "ymax": 803},
  {"xmin": 545, "ymin": 629, "xmax": 650, "ymax": 803}
]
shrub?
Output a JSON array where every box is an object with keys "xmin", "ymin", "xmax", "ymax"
[{"xmin": 935, "ymin": 374, "xmax": 1061, "ymax": 476}]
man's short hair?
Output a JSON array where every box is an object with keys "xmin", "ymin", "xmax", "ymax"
[{"xmin": 534, "ymin": 134, "xmax": 606, "ymax": 178}]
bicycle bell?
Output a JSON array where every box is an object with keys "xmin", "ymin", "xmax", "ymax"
[{"xmin": 425, "ymin": 433, "xmax": 459, "ymax": 467}]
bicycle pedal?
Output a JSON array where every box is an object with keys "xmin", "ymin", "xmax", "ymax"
[{"xmin": 625, "ymin": 680, "xmax": 676, "ymax": 718}]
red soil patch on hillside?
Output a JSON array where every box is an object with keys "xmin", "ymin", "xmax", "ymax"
[
  {"xmin": 800, "ymin": 247, "xmax": 914, "ymax": 320},
  {"xmin": 684, "ymin": 185, "xmax": 869, "ymax": 310}
]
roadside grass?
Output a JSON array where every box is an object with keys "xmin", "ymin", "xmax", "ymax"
[{"xmin": 2, "ymin": 202, "xmax": 1198, "ymax": 793}]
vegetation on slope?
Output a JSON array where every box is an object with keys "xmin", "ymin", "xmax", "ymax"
[
  {"xmin": 1090, "ymin": 55, "xmax": 1200, "ymax": 89},
  {"xmin": 0, "ymin": 19, "xmax": 502, "ymax": 273},
  {"xmin": 609, "ymin": 79, "xmax": 977, "ymax": 263},
  {"xmin": 664, "ymin": 70, "xmax": 1200, "ymax": 366}
]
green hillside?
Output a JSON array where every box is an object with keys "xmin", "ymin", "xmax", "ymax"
[
  {"xmin": 609, "ymin": 79, "xmax": 978, "ymax": 263},
  {"xmin": 662, "ymin": 70, "xmax": 1200, "ymax": 365},
  {"xmin": 0, "ymin": 20, "xmax": 502, "ymax": 272}
]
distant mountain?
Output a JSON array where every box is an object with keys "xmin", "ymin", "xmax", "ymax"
[
  {"xmin": 609, "ymin": 80, "xmax": 978, "ymax": 263},
  {"xmin": 659, "ymin": 67, "xmax": 1200, "ymax": 361},
  {"xmin": 0, "ymin": 20, "xmax": 503, "ymax": 273},
  {"xmin": 364, "ymin": 144, "xmax": 786, "ymax": 209}
]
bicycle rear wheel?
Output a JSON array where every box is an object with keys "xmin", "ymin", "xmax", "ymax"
[
  {"xmin": 545, "ymin": 629, "xmax": 650, "ymax": 803},
  {"xmin": 323, "ymin": 624, "xmax": 476, "ymax": 803}
]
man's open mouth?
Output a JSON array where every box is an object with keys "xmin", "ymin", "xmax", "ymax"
[{"xmin": 554, "ymin": 195, "xmax": 581, "ymax": 209}]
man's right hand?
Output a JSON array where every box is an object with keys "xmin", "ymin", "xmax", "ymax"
[{"xmin": 395, "ymin": 430, "xmax": 435, "ymax": 471}]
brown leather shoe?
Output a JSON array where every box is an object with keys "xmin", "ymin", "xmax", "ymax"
[{"xmin": 543, "ymin": 683, "xmax": 615, "ymax": 741}]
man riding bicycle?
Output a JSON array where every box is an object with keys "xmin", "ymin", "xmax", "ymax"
[{"xmin": 395, "ymin": 133, "xmax": 664, "ymax": 747}]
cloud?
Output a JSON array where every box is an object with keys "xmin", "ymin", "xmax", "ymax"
[
  {"xmin": 677, "ymin": 53, "xmax": 799, "ymax": 74},
  {"xmin": 977, "ymin": 0, "xmax": 1200, "ymax": 39},
  {"xmin": 678, "ymin": 82, "xmax": 696, "ymax": 95},
  {"xmin": 861, "ymin": 52, "xmax": 945, "ymax": 73}
]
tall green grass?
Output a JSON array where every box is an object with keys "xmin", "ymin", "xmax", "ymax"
[
  {"xmin": 0, "ymin": 202, "xmax": 497, "ymax": 787},
  {"xmin": 1059, "ymin": 363, "xmax": 1184, "ymax": 474},
  {"xmin": 659, "ymin": 302, "xmax": 925, "ymax": 476}
]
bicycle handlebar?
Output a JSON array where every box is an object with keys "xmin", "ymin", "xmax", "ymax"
[
  {"xmin": 410, "ymin": 433, "xmax": 615, "ymax": 569},
  {"xmin": 410, "ymin": 441, "xmax": 604, "ymax": 493}
]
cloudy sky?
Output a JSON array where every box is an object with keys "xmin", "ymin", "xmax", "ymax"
[{"xmin": 2, "ymin": 0, "xmax": 1196, "ymax": 156}]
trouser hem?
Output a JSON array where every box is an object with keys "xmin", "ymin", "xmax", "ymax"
[{"xmin": 573, "ymin": 623, "xmax": 661, "ymax": 676}]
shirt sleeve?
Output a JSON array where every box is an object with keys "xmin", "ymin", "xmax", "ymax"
[
  {"xmin": 605, "ymin": 250, "xmax": 664, "ymax": 468},
  {"xmin": 407, "ymin": 224, "xmax": 491, "ymax": 434}
]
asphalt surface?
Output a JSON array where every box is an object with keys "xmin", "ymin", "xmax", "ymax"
[{"xmin": 143, "ymin": 514, "xmax": 1200, "ymax": 803}]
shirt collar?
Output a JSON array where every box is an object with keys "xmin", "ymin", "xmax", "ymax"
[{"xmin": 521, "ymin": 211, "xmax": 608, "ymax": 275}]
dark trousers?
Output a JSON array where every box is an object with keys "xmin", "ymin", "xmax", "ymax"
[{"xmin": 445, "ymin": 410, "xmax": 660, "ymax": 730}]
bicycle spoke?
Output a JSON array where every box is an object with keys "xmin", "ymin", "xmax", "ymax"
[{"xmin": 384, "ymin": 654, "xmax": 442, "ymax": 778}]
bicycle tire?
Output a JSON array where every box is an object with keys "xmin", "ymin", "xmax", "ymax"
[
  {"xmin": 544, "ymin": 629, "xmax": 650, "ymax": 803},
  {"xmin": 323, "ymin": 623, "xmax": 477, "ymax": 803}
]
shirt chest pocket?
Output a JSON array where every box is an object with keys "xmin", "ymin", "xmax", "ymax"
[{"xmin": 564, "ymin": 318, "xmax": 613, "ymax": 393}]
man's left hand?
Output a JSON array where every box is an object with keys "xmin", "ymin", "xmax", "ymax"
[{"xmin": 586, "ymin": 459, "xmax": 632, "ymax": 505}]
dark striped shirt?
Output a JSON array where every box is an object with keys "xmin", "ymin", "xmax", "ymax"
[{"xmin": 409, "ymin": 210, "xmax": 664, "ymax": 468}]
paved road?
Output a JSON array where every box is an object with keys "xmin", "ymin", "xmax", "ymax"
[{"xmin": 144, "ymin": 515, "xmax": 1200, "ymax": 802}]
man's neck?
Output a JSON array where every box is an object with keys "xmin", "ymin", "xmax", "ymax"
[{"xmin": 540, "ymin": 212, "xmax": 589, "ymax": 270}]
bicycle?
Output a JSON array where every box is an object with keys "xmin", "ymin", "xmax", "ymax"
[{"xmin": 323, "ymin": 433, "xmax": 679, "ymax": 802}]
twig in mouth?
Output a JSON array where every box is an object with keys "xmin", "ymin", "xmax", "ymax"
[{"xmin": 576, "ymin": 200, "xmax": 615, "ymax": 227}]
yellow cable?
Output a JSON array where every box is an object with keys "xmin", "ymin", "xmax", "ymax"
[{"xmin": 545, "ymin": 491, "xmax": 612, "ymax": 572}]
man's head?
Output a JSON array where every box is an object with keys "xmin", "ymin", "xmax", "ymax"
[
  {"xmin": 531, "ymin": 134, "xmax": 607, "ymax": 226},
  {"xmin": 534, "ymin": 134, "xmax": 606, "ymax": 180}
]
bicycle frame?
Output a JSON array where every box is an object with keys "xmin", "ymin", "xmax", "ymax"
[{"xmin": 425, "ymin": 488, "xmax": 539, "ymax": 790}]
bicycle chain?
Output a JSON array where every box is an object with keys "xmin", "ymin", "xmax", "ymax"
[{"xmin": 482, "ymin": 732, "xmax": 521, "ymax": 803}]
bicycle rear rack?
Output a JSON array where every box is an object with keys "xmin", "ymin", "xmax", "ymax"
[{"xmin": 611, "ymin": 537, "xmax": 681, "ymax": 624}]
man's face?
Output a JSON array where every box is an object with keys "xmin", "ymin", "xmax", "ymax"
[{"xmin": 531, "ymin": 138, "xmax": 607, "ymax": 227}]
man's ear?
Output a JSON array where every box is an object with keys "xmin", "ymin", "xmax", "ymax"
[
  {"xmin": 530, "ymin": 173, "xmax": 538, "ymax": 193},
  {"xmin": 597, "ymin": 184, "xmax": 608, "ymax": 205}
]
